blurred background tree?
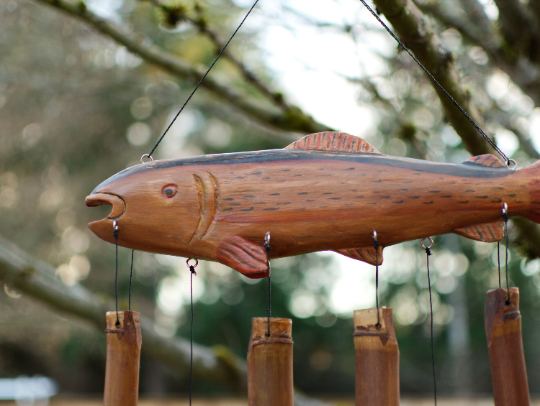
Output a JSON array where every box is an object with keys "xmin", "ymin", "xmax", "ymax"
[{"xmin": 1, "ymin": 0, "xmax": 540, "ymax": 400}]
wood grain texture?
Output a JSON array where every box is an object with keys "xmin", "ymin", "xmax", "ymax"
[
  {"xmin": 247, "ymin": 317, "xmax": 293, "ymax": 406},
  {"xmin": 485, "ymin": 288, "xmax": 530, "ymax": 406},
  {"xmin": 104, "ymin": 311, "xmax": 142, "ymax": 406},
  {"xmin": 353, "ymin": 308, "xmax": 399, "ymax": 406},
  {"xmin": 86, "ymin": 132, "xmax": 540, "ymax": 278}
]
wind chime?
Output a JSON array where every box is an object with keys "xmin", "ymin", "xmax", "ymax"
[{"xmin": 84, "ymin": 1, "xmax": 534, "ymax": 405}]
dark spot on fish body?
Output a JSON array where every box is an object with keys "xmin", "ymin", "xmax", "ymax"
[
  {"xmin": 306, "ymin": 199, "xmax": 315, "ymax": 202},
  {"xmin": 252, "ymin": 172, "xmax": 262, "ymax": 175},
  {"xmin": 371, "ymin": 180, "xmax": 382, "ymax": 183},
  {"xmin": 263, "ymin": 207, "xmax": 279, "ymax": 211},
  {"xmin": 254, "ymin": 202, "xmax": 266, "ymax": 205},
  {"xmin": 278, "ymin": 180, "xmax": 286, "ymax": 182},
  {"xmin": 355, "ymin": 195, "xmax": 364, "ymax": 198},
  {"xmin": 329, "ymin": 197, "xmax": 341, "ymax": 200},
  {"xmin": 230, "ymin": 203, "xmax": 241, "ymax": 206},
  {"xmin": 408, "ymin": 196, "xmax": 420, "ymax": 199},
  {"xmin": 531, "ymin": 201, "xmax": 540, "ymax": 204},
  {"xmin": 319, "ymin": 168, "xmax": 324, "ymax": 170},
  {"xmin": 277, "ymin": 202, "xmax": 291, "ymax": 205},
  {"xmin": 476, "ymin": 196, "xmax": 488, "ymax": 199},
  {"xmin": 441, "ymin": 195, "xmax": 452, "ymax": 198},
  {"xmin": 230, "ymin": 172, "xmax": 234, "ymax": 174},
  {"xmin": 398, "ymin": 188, "xmax": 408, "ymax": 191},
  {"xmin": 516, "ymin": 200, "xmax": 524, "ymax": 203},
  {"xmin": 458, "ymin": 201, "xmax": 469, "ymax": 203},
  {"xmin": 491, "ymin": 198, "xmax": 502, "ymax": 203},
  {"xmin": 235, "ymin": 176, "xmax": 244, "ymax": 179},
  {"xmin": 262, "ymin": 177, "xmax": 270, "ymax": 180},
  {"xmin": 351, "ymin": 189, "xmax": 358, "ymax": 192},
  {"xmin": 270, "ymin": 193, "xmax": 280, "ymax": 196},
  {"xmin": 423, "ymin": 201, "xmax": 434, "ymax": 204},
  {"xmin": 323, "ymin": 192, "xmax": 333, "ymax": 195},
  {"xmin": 244, "ymin": 195, "xmax": 256, "ymax": 198},
  {"xmin": 378, "ymin": 169, "xmax": 388, "ymax": 172},
  {"xmin": 402, "ymin": 181, "xmax": 412, "ymax": 184},
  {"xmin": 393, "ymin": 200, "xmax": 404, "ymax": 203},
  {"xmin": 380, "ymin": 196, "xmax": 391, "ymax": 199},
  {"xmin": 368, "ymin": 202, "xmax": 377, "ymax": 205},
  {"xmin": 429, "ymin": 190, "xmax": 441, "ymax": 193},
  {"xmin": 346, "ymin": 167, "xmax": 356, "ymax": 170},
  {"xmin": 240, "ymin": 207, "xmax": 254, "ymax": 212},
  {"xmin": 297, "ymin": 192, "xmax": 308, "ymax": 195},
  {"xmin": 223, "ymin": 208, "xmax": 233, "ymax": 211},
  {"xmin": 282, "ymin": 169, "xmax": 290, "ymax": 172},
  {"xmin": 465, "ymin": 190, "xmax": 475, "ymax": 193},
  {"xmin": 223, "ymin": 198, "xmax": 234, "ymax": 201},
  {"xmin": 295, "ymin": 207, "xmax": 307, "ymax": 211},
  {"xmin": 413, "ymin": 172, "xmax": 422, "ymax": 176},
  {"xmin": 295, "ymin": 174, "xmax": 302, "ymax": 177},
  {"xmin": 495, "ymin": 186, "xmax": 504, "ymax": 190},
  {"xmin": 323, "ymin": 174, "xmax": 333, "ymax": 177},
  {"xmin": 507, "ymin": 194, "xmax": 516, "ymax": 197}
]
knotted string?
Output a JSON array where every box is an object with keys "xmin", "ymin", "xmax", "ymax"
[
  {"xmin": 264, "ymin": 232, "xmax": 271, "ymax": 337},
  {"xmin": 502, "ymin": 205, "xmax": 510, "ymax": 304},
  {"xmin": 113, "ymin": 223, "xmax": 120, "ymax": 328},
  {"xmin": 423, "ymin": 239, "xmax": 437, "ymax": 406},
  {"xmin": 187, "ymin": 259, "xmax": 198, "ymax": 406},
  {"xmin": 373, "ymin": 233, "xmax": 380, "ymax": 328}
]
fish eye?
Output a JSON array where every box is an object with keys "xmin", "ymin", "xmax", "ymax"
[{"xmin": 162, "ymin": 185, "xmax": 178, "ymax": 198}]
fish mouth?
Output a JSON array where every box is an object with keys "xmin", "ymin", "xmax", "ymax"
[{"xmin": 85, "ymin": 192, "xmax": 126, "ymax": 219}]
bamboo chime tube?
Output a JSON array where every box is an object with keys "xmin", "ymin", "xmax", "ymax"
[
  {"xmin": 103, "ymin": 311, "xmax": 142, "ymax": 406},
  {"xmin": 353, "ymin": 308, "xmax": 399, "ymax": 406},
  {"xmin": 247, "ymin": 317, "xmax": 294, "ymax": 406},
  {"xmin": 485, "ymin": 288, "xmax": 530, "ymax": 406}
]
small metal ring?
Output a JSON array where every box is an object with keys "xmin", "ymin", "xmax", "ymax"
[
  {"xmin": 140, "ymin": 154, "xmax": 154, "ymax": 164},
  {"xmin": 186, "ymin": 258, "xmax": 198, "ymax": 268},
  {"xmin": 264, "ymin": 231, "xmax": 271, "ymax": 245},
  {"xmin": 503, "ymin": 202, "xmax": 508, "ymax": 214},
  {"xmin": 421, "ymin": 237, "xmax": 434, "ymax": 249},
  {"xmin": 373, "ymin": 230, "xmax": 378, "ymax": 241},
  {"xmin": 506, "ymin": 159, "xmax": 517, "ymax": 170},
  {"xmin": 113, "ymin": 220, "xmax": 119, "ymax": 231}
]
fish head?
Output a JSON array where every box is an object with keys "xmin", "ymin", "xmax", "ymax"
[{"xmin": 85, "ymin": 162, "xmax": 201, "ymax": 255}]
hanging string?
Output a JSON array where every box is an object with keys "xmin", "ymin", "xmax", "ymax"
[
  {"xmin": 129, "ymin": 250, "xmax": 135, "ymax": 311},
  {"xmin": 186, "ymin": 258, "xmax": 198, "ymax": 406},
  {"xmin": 373, "ymin": 231, "xmax": 380, "ymax": 328},
  {"xmin": 264, "ymin": 232, "xmax": 272, "ymax": 337},
  {"xmin": 497, "ymin": 241, "xmax": 501, "ymax": 289},
  {"xmin": 422, "ymin": 237, "xmax": 437, "ymax": 406},
  {"xmin": 502, "ymin": 203, "xmax": 510, "ymax": 304},
  {"xmin": 146, "ymin": 0, "xmax": 261, "ymax": 159},
  {"xmin": 358, "ymin": 0, "xmax": 514, "ymax": 168},
  {"xmin": 113, "ymin": 221, "xmax": 120, "ymax": 328}
]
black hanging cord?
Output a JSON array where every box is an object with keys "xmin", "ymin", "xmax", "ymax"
[
  {"xmin": 497, "ymin": 241, "xmax": 502, "ymax": 289},
  {"xmin": 264, "ymin": 232, "xmax": 272, "ymax": 337},
  {"xmin": 113, "ymin": 222, "xmax": 120, "ymax": 328},
  {"xmin": 186, "ymin": 259, "xmax": 198, "ymax": 406},
  {"xmin": 502, "ymin": 204, "xmax": 510, "ymax": 303},
  {"xmin": 422, "ymin": 237, "xmax": 437, "ymax": 406},
  {"xmin": 147, "ymin": 0, "xmax": 261, "ymax": 158},
  {"xmin": 129, "ymin": 250, "xmax": 135, "ymax": 311},
  {"xmin": 358, "ymin": 0, "xmax": 512, "ymax": 167},
  {"xmin": 373, "ymin": 231, "xmax": 380, "ymax": 328}
]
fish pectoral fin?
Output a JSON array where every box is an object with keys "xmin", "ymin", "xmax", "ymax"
[
  {"xmin": 334, "ymin": 246, "xmax": 383, "ymax": 266},
  {"xmin": 216, "ymin": 236, "xmax": 269, "ymax": 279},
  {"xmin": 453, "ymin": 221, "xmax": 504, "ymax": 242}
]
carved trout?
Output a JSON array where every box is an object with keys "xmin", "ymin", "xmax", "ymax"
[{"xmin": 85, "ymin": 132, "xmax": 540, "ymax": 278}]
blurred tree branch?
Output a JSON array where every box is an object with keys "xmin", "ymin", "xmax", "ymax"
[
  {"xmin": 36, "ymin": 0, "xmax": 329, "ymax": 135},
  {"xmin": 0, "ymin": 234, "xmax": 334, "ymax": 405},
  {"xmin": 373, "ymin": 0, "xmax": 540, "ymax": 257}
]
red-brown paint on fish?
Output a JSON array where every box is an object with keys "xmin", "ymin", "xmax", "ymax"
[{"xmin": 86, "ymin": 132, "xmax": 540, "ymax": 278}]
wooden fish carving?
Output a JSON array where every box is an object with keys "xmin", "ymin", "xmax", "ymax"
[{"xmin": 86, "ymin": 132, "xmax": 540, "ymax": 278}]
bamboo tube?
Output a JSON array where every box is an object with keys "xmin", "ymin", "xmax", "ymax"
[
  {"xmin": 353, "ymin": 308, "xmax": 399, "ymax": 406},
  {"xmin": 104, "ymin": 311, "xmax": 142, "ymax": 406},
  {"xmin": 485, "ymin": 288, "xmax": 530, "ymax": 406},
  {"xmin": 247, "ymin": 317, "xmax": 294, "ymax": 406}
]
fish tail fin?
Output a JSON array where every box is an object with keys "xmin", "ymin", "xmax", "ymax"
[{"xmin": 523, "ymin": 160, "xmax": 540, "ymax": 223}]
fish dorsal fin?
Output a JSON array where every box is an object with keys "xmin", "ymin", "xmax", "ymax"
[
  {"xmin": 462, "ymin": 154, "xmax": 504, "ymax": 168},
  {"xmin": 285, "ymin": 132, "xmax": 380, "ymax": 154},
  {"xmin": 334, "ymin": 246, "xmax": 383, "ymax": 266},
  {"xmin": 454, "ymin": 221, "xmax": 504, "ymax": 242}
]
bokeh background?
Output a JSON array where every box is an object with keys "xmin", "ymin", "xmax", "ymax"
[{"xmin": 1, "ymin": 0, "xmax": 540, "ymax": 401}]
